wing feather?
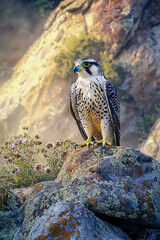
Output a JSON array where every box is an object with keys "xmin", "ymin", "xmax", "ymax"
[
  {"xmin": 70, "ymin": 83, "xmax": 88, "ymax": 140},
  {"xmin": 104, "ymin": 80, "xmax": 120, "ymax": 146}
]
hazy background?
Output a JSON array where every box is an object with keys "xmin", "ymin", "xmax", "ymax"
[
  {"xmin": 0, "ymin": 0, "xmax": 160, "ymax": 163},
  {"xmin": 0, "ymin": 0, "xmax": 61, "ymax": 86}
]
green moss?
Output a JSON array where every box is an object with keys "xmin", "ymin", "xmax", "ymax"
[
  {"xmin": 129, "ymin": 213, "xmax": 137, "ymax": 219},
  {"xmin": 115, "ymin": 212, "xmax": 126, "ymax": 218},
  {"xmin": 54, "ymin": 32, "xmax": 128, "ymax": 88},
  {"xmin": 122, "ymin": 15, "xmax": 134, "ymax": 33},
  {"xmin": 54, "ymin": 32, "xmax": 103, "ymax": 78},
  {"xmin": 110, "ymin": 149, "xmax": 136, "ymax": 168},
  {"xmin": 33, "ymin": 0, "xmax": 62, "ymax": 16},
  {"xmin": 142, "ymin": 214, "xmax": 147, "ymax": 219},
  {"xmin": 100, "ymin": 52, "xmax": 127, "ymax": 87}
]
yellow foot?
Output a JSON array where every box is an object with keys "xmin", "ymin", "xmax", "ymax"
[
  {"xmin": 96, "ymin": 137, "xmax": 112, "ymax": 146},
  {"xmin": 75, "ymin": 137, "xmax": 94, "ymax": 148}
]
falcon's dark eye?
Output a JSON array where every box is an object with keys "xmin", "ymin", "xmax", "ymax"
[{"xmin": 83, "ymin": 62, "xmax": 90, "ymax": 67}]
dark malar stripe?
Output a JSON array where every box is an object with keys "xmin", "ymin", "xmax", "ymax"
[{"xmin": 85, "ymin": 68, "xmax": 92, "ymax": 75}]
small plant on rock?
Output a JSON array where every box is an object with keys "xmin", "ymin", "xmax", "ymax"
[
  {"xmin": 0, "ymin": 128, "xmax": 75, "ymax": 209},
  {"xmin": 54, "ymin": 32, "xmax": 128, "ymax": 89},
  {"xmin": 54, "ymin": 32, "xmax": 104, "ymax": 78}
]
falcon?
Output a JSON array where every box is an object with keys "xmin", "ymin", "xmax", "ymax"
[{"xmin": 70, "ymin": 57, "xmax": 120, "ymax": 147}]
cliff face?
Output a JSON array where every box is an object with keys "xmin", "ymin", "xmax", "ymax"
[{"xmin": 0, "ymin": 0, "xmax": 160, "ymax": 152}]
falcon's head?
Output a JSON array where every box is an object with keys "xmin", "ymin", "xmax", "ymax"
[{"xmin": 74, "ymin": 57, "xmax": 104, "ymax": 78}]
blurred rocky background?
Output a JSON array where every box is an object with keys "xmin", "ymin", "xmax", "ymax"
[
  {"xmin": 0, "ymin": 0, "xmax": 60, "ymax": 86},
  {"xmin": 0, "ymin": 0, "xmax": 160, "ymax": 162}
]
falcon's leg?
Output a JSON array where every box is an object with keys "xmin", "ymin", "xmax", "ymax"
[
  {"xmin": 75, "ymin": 119, "xmax": 95, "ymax": 148},
  {"xmin": 96, "ymin": 118, "xmax": 113, "ymax": 146},
  {"xmin": 75, "ymin": 136, "xmax": 94, "ymax": 148}
]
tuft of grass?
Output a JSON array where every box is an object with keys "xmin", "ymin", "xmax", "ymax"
[
  {"xmin": 0, "ymin": 128, "xmax": 75, "ymax": 209},
  {"xmin": 100, "ymin": 51, "xmax": 127, "ymax": 86},
  {"xmin": 33, "ymin": 0, "xmax": 56, "ymax": 16},
  {"xmin": 54, "ymin": 32, "xmax": 104, "ymax": 78},
  {"xmin": 54, "ymin": 32, "xmax": 128, "ymax": 89}
]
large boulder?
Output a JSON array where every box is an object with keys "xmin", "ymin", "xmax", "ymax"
[
  {"xmin": 140, "ymin": 118, "xmax": 160, "ymax": 161},
  {"xmin": 12, "ymin": 146, "xmax": 160, "ymax": 239},
  {"xmin": 27, "ymin": 201, "xmax": 130, "ymax": 240}
]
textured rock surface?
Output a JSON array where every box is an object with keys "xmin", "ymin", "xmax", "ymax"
[
  {"xmin": 12, "ymin": 146, "xmax": 160, "ymax": 239},
  {"xmin": 91, "ymin": 0, "xmax": 149, "ymax": 50},
  {"xmin": 0, "ymin": 192, "xmax": 22, "ymax": 240},
  {"xmin": 0, "ymin": 0, "xmax": 160, "ymax": 148},
  {"xmin": 137, "ymin": 228, "xmax": 160, "ymax": 240},
  {"xmin": 26, "ymin": 201, "xmax": 130, "ymax": 240},
  {"xmin": 13, "ymin": 186, "xmax": 34, "ymax": 204},
  {"xmin": 140, "ymin": 118, "xmax": 160, "ymax": 161}
]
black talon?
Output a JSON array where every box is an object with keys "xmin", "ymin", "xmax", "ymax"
[{"xmin": 74, "ymin": 144, "xmax": 78, "ymax": 150}]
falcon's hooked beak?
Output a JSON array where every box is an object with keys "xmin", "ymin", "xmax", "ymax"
[{"xmin": 74, "ymin": 64, "xmax": 84, "ymax": 73}]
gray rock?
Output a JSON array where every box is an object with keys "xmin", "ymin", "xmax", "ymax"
[
  {"xmin": 0, "ymin": 193, "xmax": 23, "ymax": 240},
  {"xmin": 137, "ymin": 228, "xmax": 160, "ymax": 240},
  {"xmin": 140, "ymin": 118, "xmax": 160, "ymax": 161},
  {"xmin": 13, "ymin": 146, "xmax": 160, "ymax": 239},
  {"xmin": 28, "ymin": 201, "xmax": 130, "ymax": 240}
]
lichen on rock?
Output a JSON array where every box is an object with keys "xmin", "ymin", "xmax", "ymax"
[
  {"xmin": 28, "ymin": 201, "xmax": 131, "ymax": 240},
  {"xmin": 10, "ymin": 145, "xmax": 160, "ymax": 239}
]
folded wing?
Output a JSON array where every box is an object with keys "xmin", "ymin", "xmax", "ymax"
[
  {"xmin": 70, "ymin": 83, "xmax": 88, "ymax": 140},
  {"xmin": 104, "ymin": 80, "xmax": 120, "ymax": 146}
]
